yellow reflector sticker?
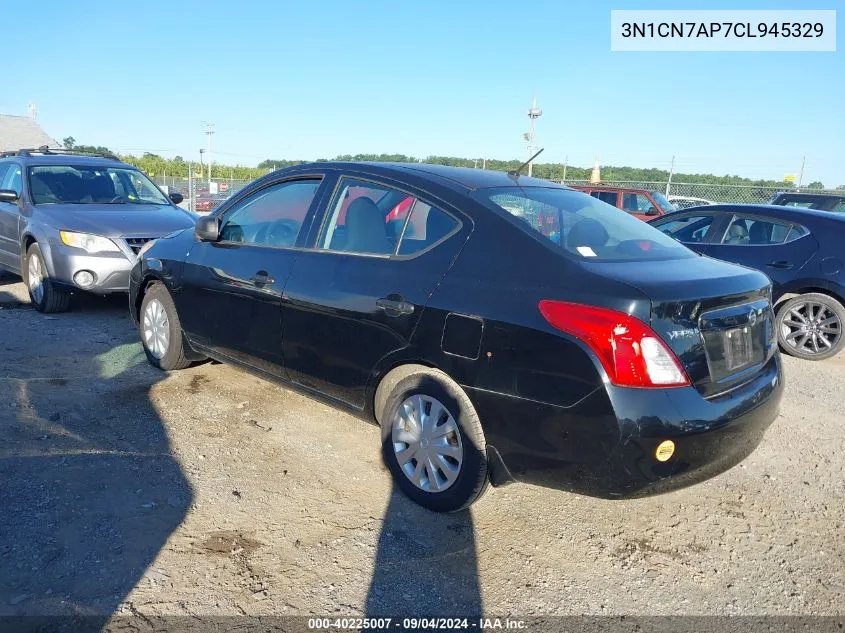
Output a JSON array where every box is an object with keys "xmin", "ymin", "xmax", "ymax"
[{"xmin": 655, "ymin": 440, "xmax": 675, "ymax": 462}]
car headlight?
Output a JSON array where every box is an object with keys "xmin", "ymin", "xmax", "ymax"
[{"xmin": 59, "ymin": 231, "xmax": 120, "ymax": 254}]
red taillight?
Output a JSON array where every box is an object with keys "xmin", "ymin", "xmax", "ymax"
[{"xmin": 538, "ymin": 300, "xmax": 690, "ymax": 388}]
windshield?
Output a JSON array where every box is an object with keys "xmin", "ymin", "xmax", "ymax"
[
  {"xmin": 475, "ymin": 186, "xmax": 696, "ymax": 262},
  {"xmin": 29, "ymin": 165, "xmax": 170, "ymax": 206},
  {"xmin": 651, "ymin": 191, "xmax": 677, "ymax": 213}
]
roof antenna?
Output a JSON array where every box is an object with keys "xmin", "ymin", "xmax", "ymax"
[{"xmin": 508, "ymin": 148, "xmax": 544, "ymax": 179}]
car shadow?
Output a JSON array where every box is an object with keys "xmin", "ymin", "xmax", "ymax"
[
  {"xmin": 365, "ymin": 485, "xmax": 482, "ymax": 618},
  {"xmin": 0, "ymin": 288, "xmax": 191, "ymax": 627}
]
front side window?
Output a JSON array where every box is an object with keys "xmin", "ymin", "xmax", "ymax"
[
  {"xmin": 28, "ymin": 165, "xmax": 170, "ymax": 205},
  {"xmin": 622, "ymin": 192, "xmax": 657, "ymax": 214},
  {"xmin": 319, "ymin": 178, "xmax": 458, "ymax": 256},
  {"xmin": 653, "ymin": 214, "xmax": 716, "ymax": 243},
  {"xmin": 219, "ymin": 179, "xmax": 321, "ymax": 248},
  {"xmin": 476, "ymin": 187, "xmax": 694, "ymax": 262}
]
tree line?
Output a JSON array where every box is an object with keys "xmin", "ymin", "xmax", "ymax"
[{"xmin": 62, "ymin": 138, "xmax": 833, "ymax": 189}]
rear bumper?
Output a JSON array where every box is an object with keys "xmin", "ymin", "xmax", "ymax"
[{"xmin": 467, "ymin": 353, "xmax": 783, "ymax": 499}]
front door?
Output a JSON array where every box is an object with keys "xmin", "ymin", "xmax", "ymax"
[
  {"xmin": 0, "ymin": 163, "xmax": 22, "ymax": 271},
  {"xmin": 178, "ymin": 176, "xmax": 326, "ymax": 377},
  {"xmin": 282, "ymin": 176, "xmax": 466, "ymax": 408}
]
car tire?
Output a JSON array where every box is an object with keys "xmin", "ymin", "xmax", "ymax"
[
  {"xmin": 776, "ymin": 292, "xmax": 845, "ymax": 361},
  {"xmin": 377, "ymin": 366, "xmax": 488, "ymax": 513},
  {"xmin": 24, "ymin": 243, "xmax": 70, "ymax": 313},
  {"xmin": 139, "ymin": 282, "xmax": 191, "ymax": 371}
]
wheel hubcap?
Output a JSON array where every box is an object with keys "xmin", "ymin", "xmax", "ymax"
[
  {"xmin": 392, "ymin": 394, "xmax": 463, "ymax": 493},
  {"xmin": 142, "ymin": 299, "xmax": 170, "ymax": 359},
  {"xmin": 27, "ymin": 254, "xmax": 44, "ymax": 304},
  {"xmin": 781, "ymin": 301, "xmax": 841, "ymax": 355}
]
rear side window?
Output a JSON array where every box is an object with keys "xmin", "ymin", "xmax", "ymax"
[
  {"xmin": 5, "ymin": 165, "xmax": 22, "ymax": 196},
  {"xmin": 319, "ymin": 178, "xmax": 458, "ymax": 256},
  {"xmin": 476, "ymin": 187, "xmax": 694, "ymax": 262},
  {"xmin": 591, "ymin": 191, "xmax": 618, "ymax": 206},
  {"xmin": 721, "ymin": 216, "xmax": 796, "ymax": 245}
]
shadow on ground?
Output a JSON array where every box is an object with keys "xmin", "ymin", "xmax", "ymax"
[
  {"xmin": 0, "ymin": 288, "xmax": 191, "ymax": 626},
  {"xmin": 366, "ymin": 486, "xmax": 482, "ymax": 617}
]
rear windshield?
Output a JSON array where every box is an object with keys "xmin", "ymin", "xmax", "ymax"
[{"xmin": 475, "ymin": 186, "xmax": 696, "ymax": 262}]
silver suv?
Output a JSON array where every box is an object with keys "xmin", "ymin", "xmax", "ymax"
[{"xmin": 0, "ymin": 147, "xmax": 196, "ymax": 312}]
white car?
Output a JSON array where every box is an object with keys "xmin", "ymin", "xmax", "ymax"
[{"xmin": 668, "ymin": 196, "xmax": 715, "ymax": 210}]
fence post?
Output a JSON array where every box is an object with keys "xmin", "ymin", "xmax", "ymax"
[{"xmin": 188, "ymin": 164, "xmax": 194, "ymax": 213}]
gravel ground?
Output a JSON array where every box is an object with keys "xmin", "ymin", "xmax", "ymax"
[{"xmin": 0, "ymin": 274, "xmax": 843, "ymax": 620}]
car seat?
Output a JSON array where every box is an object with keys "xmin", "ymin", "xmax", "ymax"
[
  {"xmin": 88, "ymin": 174, "xmax": 117, "ymax": 202},
  {"xmin": 343, "ymin": 197, "xmax": 392, "ymax": 254},
  {"xmin": 567, "ymin": 218, "xmax": 610, "ymax": 251},
  {"xmin": 748, "ymin": 221, "xmax": 771, "ymax": 245},
  {"xmin": 724, "ymin": 221, "xmax": 750, "ymax": 244}
]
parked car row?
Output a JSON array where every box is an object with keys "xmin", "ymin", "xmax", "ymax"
[{"xmin": 5, "ymin": 149, "xmax": 836, "ymax": 514}]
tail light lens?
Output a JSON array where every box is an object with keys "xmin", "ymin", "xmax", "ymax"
[{"xmin": 538, "ymin": 300, "xmax": 690, "ymax": 388}]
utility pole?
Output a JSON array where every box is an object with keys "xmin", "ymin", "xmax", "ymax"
[
  {"xmin": 665, "ymin": 155, "xmax": 675, "ymax": 197},
  {"xmin": 524, "ymin": 97, "xmax": 543, "ymax": 178},
  {"xmin": 203, "ymin": 123, "xmax": 215, "ymax": 185},
  {"xmin": 561, "ymin": 155, "xmax": 568, "ymax": 184},
  {"xmin": 797, "ymin": 156, "xmax": 806, "ymax": 190},
  {"xmin": 198, "ymin": 149, "xmax": 205, "ymax": 179},
  {"xmin": 482, "ymin": 157, "xmax": 486, "ymax": 170}
]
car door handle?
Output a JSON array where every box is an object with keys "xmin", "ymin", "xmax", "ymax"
[
  {"xmin": 376, "ymin": 297, "xmax": 414, "ymax": 315},
  {"xmin": 249, "ymin": 271, "xmax": 275, "ymax": 285},
  {"xmin": 767, "ymin": 261, "xmax": 794, "ymax": 270}
]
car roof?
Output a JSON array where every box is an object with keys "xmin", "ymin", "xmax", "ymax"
[
  {"xmin": 571, "ymin": 185, "xmax": 659, "ymax": 194},
  {"xmin": 291, "ymin": 161, "xmax": 568, "ymax": 192},
  {"xmin": 664, "ymin": 203, "xmax": 845, "ymax": 223},
  {"xmin": 774, "ymin": 191, "xmax": 844, "ymax": 200},
  {"xmin": 0, "ymin": 151, "xmax": 132, "ymax": 169}
]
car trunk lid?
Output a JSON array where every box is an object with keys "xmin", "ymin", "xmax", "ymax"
[{"xmin": 586, "ymin": 255, "xmax": 776, "ymax": 397}]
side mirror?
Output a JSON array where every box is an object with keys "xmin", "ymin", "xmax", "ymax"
[
  {"xmin": 169, "ymin": 192, "xmax": 184, "ymax": 205},
  {"xmin": 0, "ymin": 189, "xmax": 19, "ymax": 203},
  {"xmin": 646, "ymin": 208, "xmax": 660, "ymax": 216},
  {"xmin": 195, "ymin": 215, "xmax": 220, "ymax": 242}
]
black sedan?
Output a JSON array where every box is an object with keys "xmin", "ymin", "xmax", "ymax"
[
  {"xmin": 651, "ymin": 204, "xmax": 845, "ymax": 361},
  {"xmin": 129, "ymin": 163, "xmax": 783, "ymax": 512}
]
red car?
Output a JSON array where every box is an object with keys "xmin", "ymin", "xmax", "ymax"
[{"xmin": 570, "ymin": 185, "xmax": 676, "ymax": 221}]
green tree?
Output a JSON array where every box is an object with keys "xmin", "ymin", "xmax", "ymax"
[{"xmin": 63, "ymin": 136, "xmax": 75, "ymax": 149}]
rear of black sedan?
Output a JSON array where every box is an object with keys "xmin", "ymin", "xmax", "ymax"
[
  {"xmin": 129, "ymin": 163, "xmax": 783, "ymax": 512},
  {"xmin": 411, "ymin": 182, "xmax": 783, "ymax": 503}
]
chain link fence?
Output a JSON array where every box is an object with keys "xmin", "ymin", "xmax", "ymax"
[
  {"xmin": 152, "ymin": 171, "xmax": 840, "ymax": 213},
  {"xmin": 561, "ymin": 179, "xmax": 842, "ymax": 205},
  {"xmin": 152, "ymin": 170, "xmax": 254, "ymax": 214}
]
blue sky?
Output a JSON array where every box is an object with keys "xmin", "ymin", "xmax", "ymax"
[{"xmin": 3, "ymin": 0, "xmax": 842, "ymax": 185}]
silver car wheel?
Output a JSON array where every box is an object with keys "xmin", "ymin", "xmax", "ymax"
[
  {"xmin": 392, "ymin": 394, "xmax": 463, "ymax": 493},
  {"xmin": 142, "ymin": 298, "xmax": 170, "ymax": 359},
  {"xmin": 780, "ymin": 301, "xmax": 842, "ymax": 355},
  {"xmin": 27, "ymin": 253, "xmax": 44, "ymax": 304}
]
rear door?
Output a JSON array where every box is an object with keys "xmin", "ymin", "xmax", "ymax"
[
  {"xmin": 281, "ymin": 175, "xmax": 466, "ymax": 408},
  {"xmin": 695, "ymin": 213, "xmax": 818, "ymax": 295},
  {"xmin": 178, "ymin": 175, "xmax": 328, "ymax": 376}
]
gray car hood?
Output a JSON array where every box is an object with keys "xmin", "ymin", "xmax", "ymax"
[{"xmin": 37, "ymin": 203, "xmax": 196, "ymax": 238}]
